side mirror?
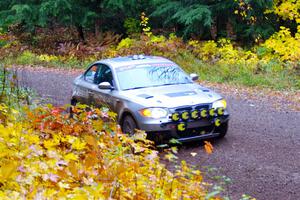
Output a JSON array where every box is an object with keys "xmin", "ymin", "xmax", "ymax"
[
  {"xmin": 98, "ymin": 82, "xmax": 114, "ymax": 90},
  {"xmin": 190, "ymin": 73, "xmax": 199, "ymax": 81}
]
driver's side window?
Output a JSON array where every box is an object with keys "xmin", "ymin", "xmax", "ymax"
[
  {"xmin": 85, "ymin": 65, "xmax": 98, "ymax": 83},
  {"xmin": 85, "ymin": 64, "xmax": 113, "ymax": 85},
  {"xmin": 94, "ymin": 64, "xmax": 113, "ymax": 86}
]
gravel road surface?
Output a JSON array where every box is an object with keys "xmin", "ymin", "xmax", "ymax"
[{"xmin": 16, "ymin": 66, "xmax": 300, "ymax": 200}]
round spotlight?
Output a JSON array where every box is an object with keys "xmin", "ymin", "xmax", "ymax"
[
  {"xmin": 181, "ymin": 111, "xmax": 190, "ymax": 120},
  {"xmin": 200, "ymin": 130, "xmax": 206, "ymax": 135},
  {"xmin": 209, "ymin": 108, "xmax": 215, "ymax": 117},
  {"xmin": 171, "ymin": 112, "xmax": 180, "ymax": 121},
  {"xmin": 200, "ymin": 109, "xmax": 208, "ymax": 118},
  {"xmin": 177, "ymin": 123, "xmax": 186, "ymax": 131},
  {"xmin": 214, "ymin": 118, "xmax": 221, "ymax": 127},
  {"xmin": 191, "ymin": 110, "xmax": 199, "ymax": 119},
  {"xmin": 217, "ymin": 107, "xmax": 224, "ymax": 115}
]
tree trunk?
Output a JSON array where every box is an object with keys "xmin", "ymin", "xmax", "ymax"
[
  {"xmin": 216, "ymin": 15, "xmax": 227, "ymax": 39},
  {"xmin": 210, "ymin": 17, "xmax": 217, "ymax": 40},
  {"xmin": 226, "ymin": 21, "xmax": 236, "ymax": 40},
  {"xmin": 95, "ymin": 19, "xmax": 102, "ymax": 39},
  {"xmin": 76, "ymin": 25, "xmax": 85, "ymax": 42}
]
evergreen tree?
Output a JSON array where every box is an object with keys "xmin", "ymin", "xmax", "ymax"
[
  {"xmin": 150, "ymin": 0, "xmax": 277, "ymax": 42},
  {"xmin": 0, "ymin": 0, "xmax": 141, "ymax": 40}
]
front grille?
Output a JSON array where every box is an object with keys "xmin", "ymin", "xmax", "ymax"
[
  {"xmin": 175, "ymin": 107, "xmax": 192, "ymax": 112},
  {"xmin": 177, "ymin": 125, "xmax": 214, "ymax": 138},
  {"xmin": 173, "ymin": 103, "xmax": 210, "ymax": 112},
  {"xmin": 195, "ymin": 104, "xmax": 210, "ymax": 110}
]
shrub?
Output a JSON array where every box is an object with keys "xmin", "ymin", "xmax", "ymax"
[
  {"xmin": 124, "ymin": 18, "xmax": 141, "ymax": 37},
  {"xmin": 262, "ymin": 26, "xmax": 300, "ymax": 63},
  {"xmin": 117, "ymin": 38, "xmax": 134, "ymax": 50},
  {"xmin": 0, "ymin": 102, "xmax": 227, "ymax": 199},
  {"xmin": 0, "ymin": 66, "xmax": 33, "ymax": 109},
  {"xmin": 16, "ymin": 51, "xmax": 40, "ymax": 65}
]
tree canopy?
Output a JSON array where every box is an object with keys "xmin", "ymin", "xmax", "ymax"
[{"xmin": 0, "ymin": 0, "xmax": 299, "ymax": 43}]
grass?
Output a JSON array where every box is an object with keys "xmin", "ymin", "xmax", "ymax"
[
  {"xmin": 2, "ymin": 47, "xmax": 299, "ymax": 91},
  {"xmin": 173, "ymin": 53, "xmax": 300, "ymax": 91},
  {"xmin": 2, "ymin": 51, "xmax": 89, "ymax": 69}
]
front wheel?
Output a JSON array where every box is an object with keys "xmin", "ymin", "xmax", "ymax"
[
  {"xmin": 215, "ymin": 121, "xmax": 229, "ymax": 138},
  {"xmin": 122, "ymin": 115, "xmax": 137, "ymax": 136},
  {"xmin": 69, "ymin": 98, "xmax": 77, "ymax": 118}
]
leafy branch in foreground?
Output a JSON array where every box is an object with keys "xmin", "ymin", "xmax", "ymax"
[{"xmin": 0, "ymin": 103, "xmax": 225, "ymax": 199}]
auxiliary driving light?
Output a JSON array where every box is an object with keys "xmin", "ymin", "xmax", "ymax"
[
  {"xmin": 217, "ymin": 107, "xmax": 224, "ymax": 115},
  {"xmin": 181, "ymin": 111, "xmax": 190, "ymax": 120},
  {"xmin": 209, "ymin": 108, "xmax": 215, "ymax": 117},
  {"xmin": 171, "ymin": 112, "xmax": 180, "ymax": 121},
  {"xmin": 177, "ymin": 123, "xmax": 186, "ymax": 131},
  {"xmin": 191, "ymin": 110, "xmax": 199, "ymax": 119},
  {"xmin": 200, "ymin": 109, "xmax": 208, "ymax": 118},
  {"xmin": 214, "ymin": 118, "xmax": 221, "ymax": 127}
]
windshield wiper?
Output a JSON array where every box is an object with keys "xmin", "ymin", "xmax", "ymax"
[
  {"xmin": 150, "ymin": 83, "xmax": 177, "ymax": 87},
  {"xmin": 152, "ymin": 83, "xmax": 190, "ymax": 87},
  {"xmin": 123, "ymin": 86, "xmax": 148, "ymax": 91},
  {"xmin": 161, "ymin": 83, "xmax": 177, "ymax": 86}
]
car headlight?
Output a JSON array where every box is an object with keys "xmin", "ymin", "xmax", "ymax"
[
  {"xmin": 139, "ymin": 108, "xmax": 168, "ymax": 119},
  {"xmin": 212, "ymin": 99, "xmax": 227, "ymax": 109}
]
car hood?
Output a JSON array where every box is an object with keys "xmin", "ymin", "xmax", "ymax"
[{"xmin": 120, "ymin": 83, "xmax": 222, "ymax": 108}]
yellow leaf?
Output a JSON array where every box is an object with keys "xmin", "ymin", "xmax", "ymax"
[
  {"xmin": 58, "ymin": 181, "xmax": 70, "ymax": 189},
  {"xmin": 0, "ymin": 161, "xmax": 18, "ymax": 181},
  {"xmin": 65, "ymin": 153, "xmax": 78, "ymax": 161},
  {"xmin": 72, "ymin": 138, "xmax": 86, "ymax": 150},
  {"xmin": 71, "ymin": 191, "xmax": 88, "ymax": 200},
  {"xmin": 43, "ymin": 140, "xmax": 58, "ymax": 149},
  {"xmin": 27, "ymin": 134, "xmax": 40, "ymax": 144}
]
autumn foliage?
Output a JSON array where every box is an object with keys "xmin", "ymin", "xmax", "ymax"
[{"xmin": 0, "ymin": 102, "xmax": 222, "ymax": 199}]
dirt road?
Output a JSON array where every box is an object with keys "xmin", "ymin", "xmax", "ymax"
[{"xmin": 17, "ymin": 66, "xmax": 300, "ymax": 200}]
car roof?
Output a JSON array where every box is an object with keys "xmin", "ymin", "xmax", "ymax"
[{"xmin": 94, "ymin": 55, "xmax": 174, "ymax": 68}]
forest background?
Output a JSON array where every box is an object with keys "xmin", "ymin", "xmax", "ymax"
[
  {"xmin": 0, "ymin": 0, "xmax": 300, "ymax": 90},
  {"xmin": 0, "ymin": 1, "xmax": 300, "ymax": 199}
]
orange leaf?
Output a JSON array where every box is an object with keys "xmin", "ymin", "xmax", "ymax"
[
  {"xmin": 204, "ymin": 141, "xmax": 213, "ymax": 154},
  {"xmin": 85, "ymin": 135, "xmax": 98, "ymax": 148},
  {"xmin": 68, "ymin": 161, "xmax": 79, "ymax": 178},
  {"xmin": 74, "ymin": 124, "xmax": 83, "ymax": 133},
  {"xmin": 84, "ymin": 155, "xmax": 96, "ymax": 169}
]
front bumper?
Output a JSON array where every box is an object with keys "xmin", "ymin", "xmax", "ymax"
[{"xmin": 139, "ymin": 113, "xmax": 229, "ymax": 143}]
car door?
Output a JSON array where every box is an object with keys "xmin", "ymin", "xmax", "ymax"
[
  {"xmin": 90, "ymin": 64, "xmax": 116, "ymax": 110},
  {"xmin": 76, "ymin": 64, "xmax": 99, "ymax": 105}
]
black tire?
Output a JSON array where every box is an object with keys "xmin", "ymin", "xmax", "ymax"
[
  {"xmin": 69, "ymin": 99, "xmax": 77, "ymax": 118},
  {"xmin": 216, "ymin": 121, "xmax": 229, "ymax": 138},
  {"xmin": 122, "ymin": 115, "xmax": 137, "ymax": 136}
]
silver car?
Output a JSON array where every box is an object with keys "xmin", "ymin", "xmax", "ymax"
[{"xmin": 71, "ymin": 55, "xmax": 229, "ymax": 143}]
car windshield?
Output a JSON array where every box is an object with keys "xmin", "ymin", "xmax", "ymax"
[{"xmin": 116, "ymin": 63, "xmax": 193, "ymax": 90}]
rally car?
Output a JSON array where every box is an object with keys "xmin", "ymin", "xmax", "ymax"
[{"xmin": 71, "ymin": 55, "xmax": 229, "ymax": 143}]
